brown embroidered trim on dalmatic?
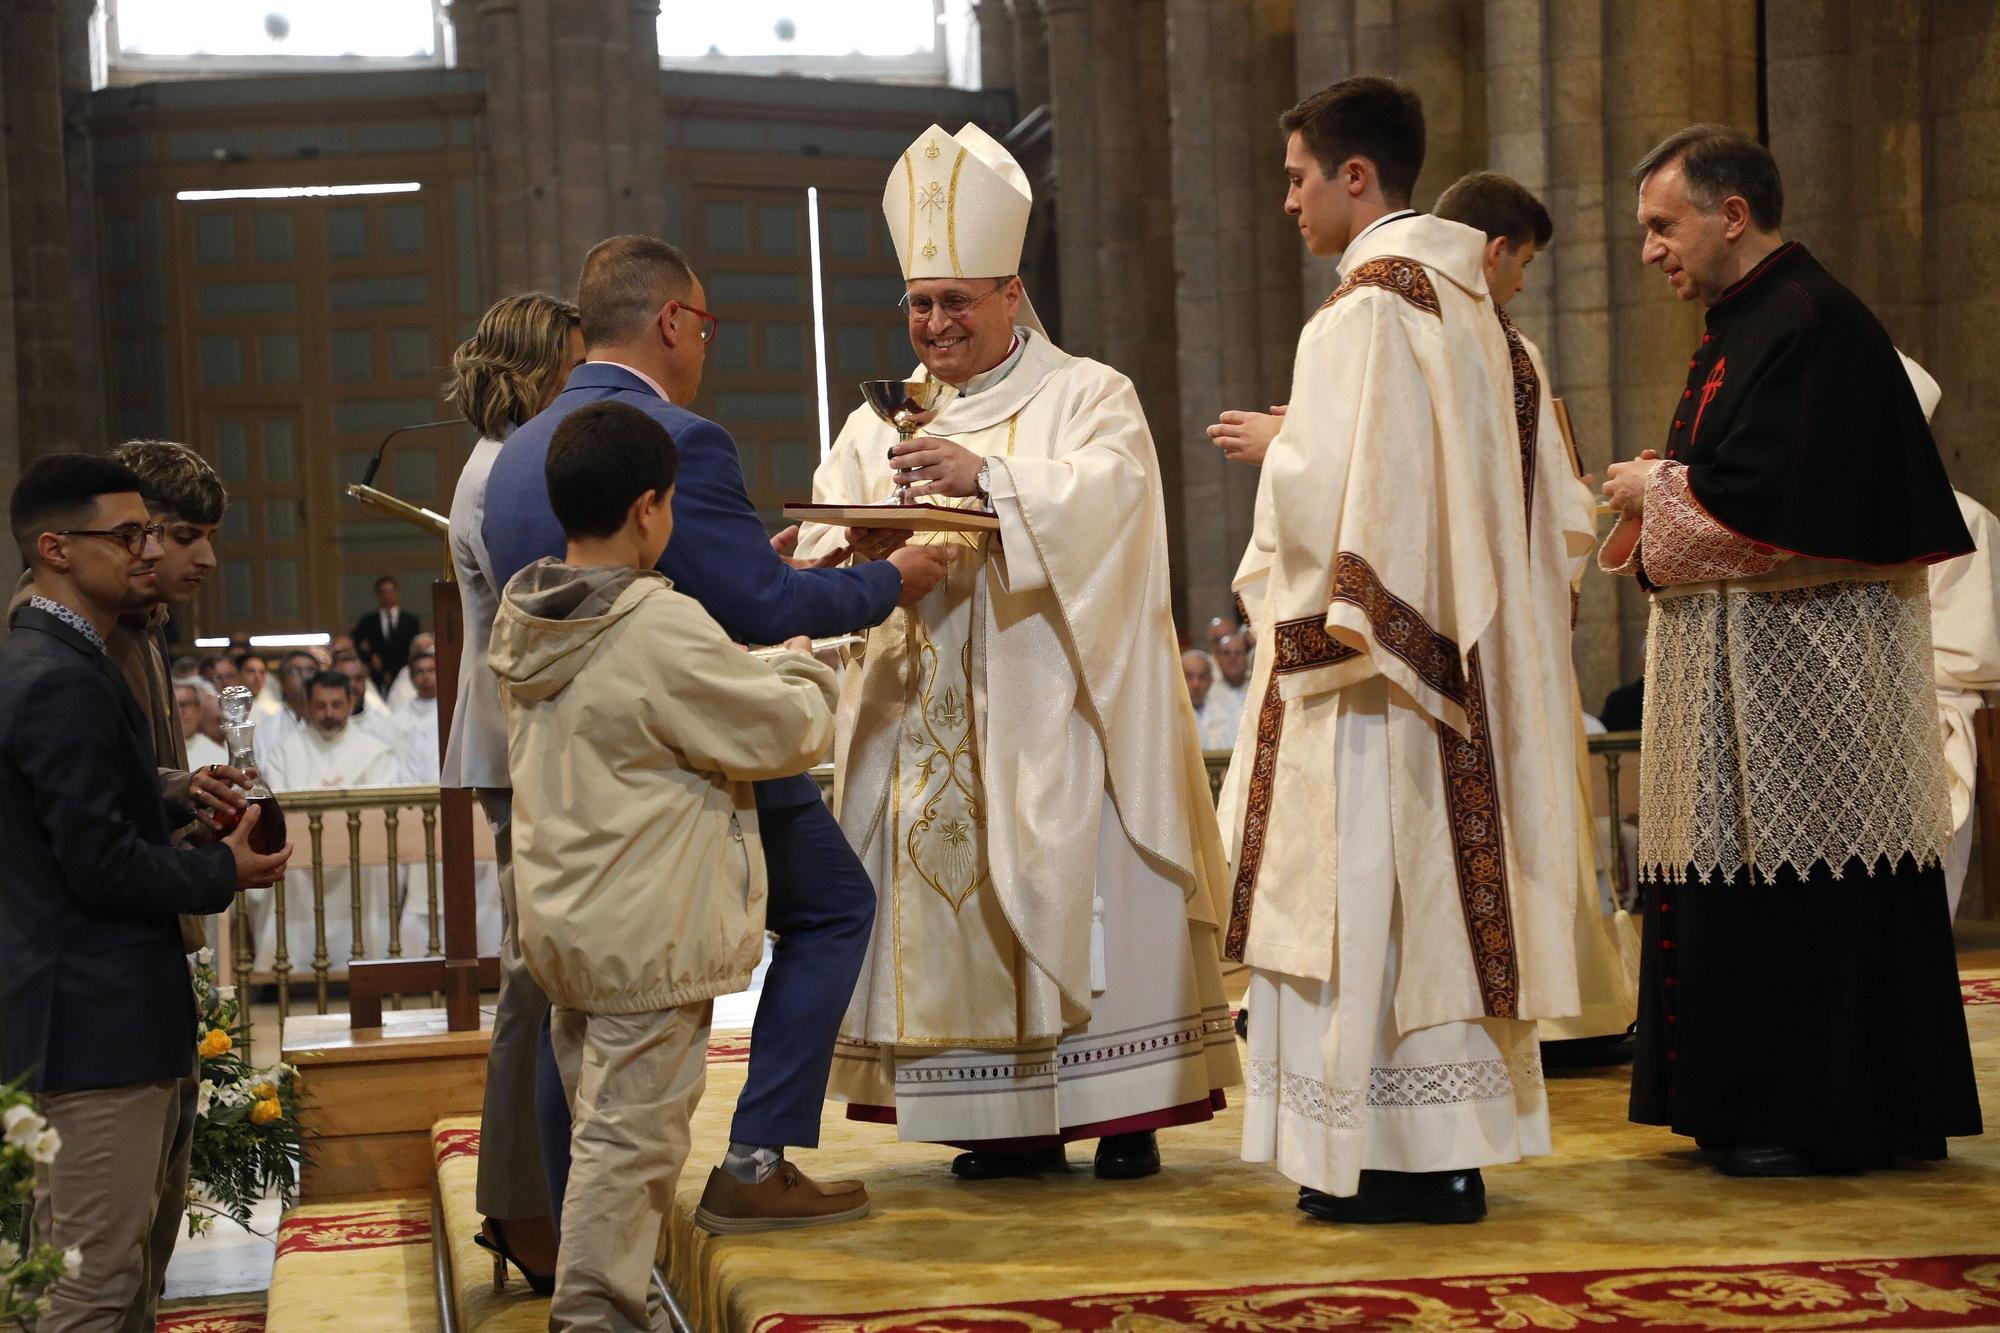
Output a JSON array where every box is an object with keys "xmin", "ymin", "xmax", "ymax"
[
  {"xmin": 1497, "ymin": 309, "xmax": 1539, "ymax": 536},
  {"xmin": 1224, "ymin": 673, "xmax": 1285, "ymax": 962},
  {"xmin": 1329, "ymin": 552, "xmax": 1467, "ymax": 710},
  {"xmin": 1272, "ymin": 615, "xmax": 1358, "ymax": 675},
  {"xmin": 1435, "ymin": 649, "xmax": 1521, "ymax": 1017},
  {"xmin": 1322, "ymin": 257, "xmax": 1442, "ymax": 318}
]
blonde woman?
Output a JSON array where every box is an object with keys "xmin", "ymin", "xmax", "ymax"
[{"xmin": 441, "ymin": 292, "xmax": 581, "ymax": 1292}]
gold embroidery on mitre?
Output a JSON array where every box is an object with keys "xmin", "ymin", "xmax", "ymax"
[
  {"xmin": 917, "ymin": 179, "xmax": 946, "ymax": 263},
  {"xmin": 902, "ymin": 153, "xmax": 916, "ymax": 270},
  {"xmin": 925, "ymin": 137, "xmax": 941, "ymax": 160},
  {"xmin": 946, "ymin": 147, "xmax": 968, "ymax": 278}
]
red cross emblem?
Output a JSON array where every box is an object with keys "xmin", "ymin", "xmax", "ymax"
[{"xmin": 1689, "ymin": 356, "xmax": 1726, "ymax": 448}]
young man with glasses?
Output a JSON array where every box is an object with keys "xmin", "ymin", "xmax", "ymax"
[
  {"xmin": 796, "ymin": 122, "xmax": 1238, "ymax": 1185},
  {"xmin": 484, "ymin": 234, "xmax": 953, "ymax": 1237},
  {"xmin": 1, "ymin": 454, "xmax": 290, "ymax": 1331}
]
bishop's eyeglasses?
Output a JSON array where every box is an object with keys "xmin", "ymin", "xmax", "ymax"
[{"xmin": 901, "ymin": 281, "xmax": 1009, "ymax": 322}]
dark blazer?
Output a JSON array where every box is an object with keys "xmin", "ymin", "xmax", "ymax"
[
  {"xmin": 482, "ymin": 362, "xmax": 901, "ymax": 808},
  {"xmin": 353, "ymin": 606, "xmax": 422, "ymax": 686},
  {"xmin": 0, "ymin": 607, "xmax": 237, "ymax": 1093}
]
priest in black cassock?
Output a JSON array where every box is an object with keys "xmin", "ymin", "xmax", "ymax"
[{"xmin": 1601, "ymin": 124, "xmax": 1982, "ymax": 1177}]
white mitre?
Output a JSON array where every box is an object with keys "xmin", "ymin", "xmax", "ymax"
[
  {"xmin": 1899, "ymin": 349, "xmax": 1941, "ymax": 423},
  {"xmin": 883, "ymin": 122, "xmax": 1046, "ymax": 335}
]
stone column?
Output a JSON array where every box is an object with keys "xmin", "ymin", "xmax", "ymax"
[
  {"xmin": 462, "ymin": 0, "xmax": 666, "ymax": 299},
  {"xmin": 1005, "ymin": 0, "xmax": 1050, "ymax": 113},
  {"xmin": 1038, "ymin": 0, "xmax": 1101, "ymax": 353},
  {"xmin": 1919, "ymin": 1, "xmax": 2000, "ymax": 506},
  {"xmin": 1162, "ymin": 0, "xmax": 1300, "ymax": 633},
  {"xmin": 3, "ymin": 0, "xmax": 98, "ymax": 467},
  {"xmin": 974, "ymin": 0, "xmax": 1016, "ymax": 93}
]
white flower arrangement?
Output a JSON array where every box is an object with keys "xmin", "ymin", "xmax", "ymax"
[{"xmin": 1, "ymin": 1079, "xmax": 74, "ymax": 1322}]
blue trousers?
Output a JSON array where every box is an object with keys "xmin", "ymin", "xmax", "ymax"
[{"xmin": 535, "ymin": 795, "xmax": 876, "ymax": 1232}]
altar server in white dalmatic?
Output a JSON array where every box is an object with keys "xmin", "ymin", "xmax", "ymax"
[
  {"xmin": 1224, "ymin": 78, "xmax": 1581, "ymax": 1225},
  {"xmin": 1905, "ymin": 353, "xmax": 2000, "ymax": 920},
  {"xmin": 1431, "ymin": 170, "xmax": 1642, "ymax": 1060},
  {"xmin": 801, "ymin": 122, "xmax": 1239, "ymax": 1181}
]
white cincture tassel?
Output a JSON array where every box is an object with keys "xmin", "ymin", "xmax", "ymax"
[{"xmin": 1090, "ymin": 895, "xmax": 1107, "ymax": 995}]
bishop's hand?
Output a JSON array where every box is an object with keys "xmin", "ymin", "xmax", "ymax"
[{"xmin": 890, "ymin": 435, "xmax": 983, "ymax": 500}]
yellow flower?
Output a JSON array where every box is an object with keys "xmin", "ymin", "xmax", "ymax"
[
  {"xmin": 198, "ymin": 1029, "xmax": 233, "ymax": 1059},
  {"xmin": 249, "ymin": 1098, "xmax": 283, "ymax": 1127},
  {"xmin": 249, "ymin": 1080, "xmax": 276, "ymax": 1101}
]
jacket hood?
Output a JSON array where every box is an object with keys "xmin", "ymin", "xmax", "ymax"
[{"xmin": 489, "ymin": 559, "xmax": 662, "ymax": 702}]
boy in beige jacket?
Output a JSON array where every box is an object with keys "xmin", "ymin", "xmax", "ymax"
[{"xmin": 489, "ymin": 401, "xmax": 843, "ymax": 1331}]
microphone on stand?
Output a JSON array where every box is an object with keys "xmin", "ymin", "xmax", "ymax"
[{"xmin": 360, "ymin": 418, "xmax": 463, "ymax": 488}]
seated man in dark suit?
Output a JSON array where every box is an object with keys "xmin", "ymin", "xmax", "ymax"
[
  {"xmin": 485, "ymin": 234, "xmax": 953, "ymax": 1232},
  {"xmin": 352, "ymin": 573, "xmax": 421, "ymax": 689},
  {"xmin": 1, "ymin": 454, "xmax": 291, "ymax": 1331}
]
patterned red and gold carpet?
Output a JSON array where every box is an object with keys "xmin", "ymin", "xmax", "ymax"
[{"xmin": 299, "ymin": 954, "xmax": 2000, "ymax": 1331}]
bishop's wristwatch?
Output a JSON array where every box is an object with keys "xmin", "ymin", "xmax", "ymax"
[{"xmin": 975, "ymin": 458, "xmax": 992, "ymax": 506}]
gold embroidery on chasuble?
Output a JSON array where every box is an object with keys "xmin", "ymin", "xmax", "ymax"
[
  {"xmin": 1323, "ymin": 257, "xmax": 1442, "ymax": 317},
  {"xmin": 888, "ymin": 415, "xmax": 1028, "ymax": 1047}
]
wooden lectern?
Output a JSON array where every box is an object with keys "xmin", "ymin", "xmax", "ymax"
[{"xmin": 342, "ymin": 483, "xmax": 496, "ymax": 1030}]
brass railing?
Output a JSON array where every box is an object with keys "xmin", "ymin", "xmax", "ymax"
[
  {"xmin": 238, "ymin": 785, "xmax": 448, "ymax": 1024},
  {"xmin": 254, "ymin": 733, "xmax": 1647, "ymax": 1021}
]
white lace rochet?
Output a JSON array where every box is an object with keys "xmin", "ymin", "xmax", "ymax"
[{"xmin": 1638, "ymin": 573, "xmax": 1952, "ymax": 884}]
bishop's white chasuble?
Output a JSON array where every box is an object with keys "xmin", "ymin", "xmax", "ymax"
[
  {"xmin": 801, "ymin": 330, "xmax": 1239, "ymax": 1143},
  {"xmin": 1225, "ymin": 215, "xmax": 1583, "ymax": 1196}
]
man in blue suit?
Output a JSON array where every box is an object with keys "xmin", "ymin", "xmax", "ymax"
[{"xmin": 485, "ymin": 234, "xmax": 952, "ymax": 1232}]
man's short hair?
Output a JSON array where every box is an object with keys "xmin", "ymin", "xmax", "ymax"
[
  {"xmin": 375, "ymin": 574, "xmax": 397, "ymax": 591},
  {"xmin": 108, "ymin": 439, "xmax": 226, "ymax": 526},
  {"xmin": 1433, "ymin": 171, "xmax": 1554, "ymax": 250},
  {"xmin": 1280, "ymin": 77, "xmax": 1426, "ymax": 206},
  {"xmin": 281, "ymin": 649, "xmax": 319, "ymax": 672},
  {"xmin": 307, "ymin": 670, "xmax": 351, "ymax": 697},
  {"xmin": 546, "ymin": 401, "xmax": 679, "ymax": 541},
  {"xmin": 1631, "ymin": 123, "xmax": 1784, "ymax": 231},
  {"xmin": 410, "ymin": 649, "xmax": 436, "ymax": 667},
  {"xmin": 9, "ymin": 452, "xmax": 146, "ymax": 565},
  {"xmin": 577, "ymin": 235, "xmax": 696, "ymax": 348}
]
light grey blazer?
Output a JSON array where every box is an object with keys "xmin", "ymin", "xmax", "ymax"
[{"xmin": 441, "ymin": 434, "xmax": 510, "ymax": 790}]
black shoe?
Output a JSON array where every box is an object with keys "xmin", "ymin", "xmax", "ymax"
[
  {"xmin": 950, "ymin": 1145, "xmax": 1069, "ymax": 1180},
  {"xmin": 1297, "ymin": 1169, "xmax": 1486, "ymax": 1224},
  {"xmin": 1716, "ymin": 1144, "xmax": 1862, "ymax": 1178},
  {"xmin": 1538, "ymin": 1031, "xmax": 1635, "ymax": 1069},
  {"xmin": 1093, "ymin": 1131, "xmax": 1160, "ymax": 1180},
  {"xmin": 1234, "ymin": 1006, "xmax": 1249, "ymax": 1039},
  {"xmin": 471, "ymin": 1218, "xmax": 555, "ymax": 1297}
]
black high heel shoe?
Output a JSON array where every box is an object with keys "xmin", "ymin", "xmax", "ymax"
[{"xmin": 471, "ymin": 1217, "xmax": 556, "ymax": 1297}]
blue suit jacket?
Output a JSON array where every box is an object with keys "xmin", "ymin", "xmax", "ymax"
[{"xmin": 483, "ymin": 362, "xmax": 901, "ymax": 807}]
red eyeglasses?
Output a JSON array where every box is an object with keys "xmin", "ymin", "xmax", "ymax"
[{"xmin": 674, "ymin": 301, "xmax": 720, "ymax": 345}]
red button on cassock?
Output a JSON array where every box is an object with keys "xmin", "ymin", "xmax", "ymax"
[
  {"xmin": 1683, "ymin": 389, "xmax": 1693, "ymax": 399},
  {"xmin": 1674, "ymin": 419, "xmax": 1684, "ymax": 430}
]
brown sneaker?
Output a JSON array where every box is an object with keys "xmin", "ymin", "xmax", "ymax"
[{"xmin": 692, "ymin": 1162, "xmax": 871, "ymax": 1234}]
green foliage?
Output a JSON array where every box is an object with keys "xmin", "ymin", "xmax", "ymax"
[{"xmin": 186, "ymin": 951, "xmax": 311, "ymax": 1238}]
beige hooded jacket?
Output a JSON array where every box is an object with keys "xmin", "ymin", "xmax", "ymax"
[{"xmin": 489, "ymin": 559, "xmax": 838, "ymax": 1014}]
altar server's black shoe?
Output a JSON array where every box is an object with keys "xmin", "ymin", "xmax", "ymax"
[
  {"xmin": 1093, "ymin": 1131, "xmax": 1161, "ymax": 1180},
  {"xmin": 1716, "ymin": 1144, "xmax": 1863, "ymax": 1178},
  {"xmin": 1297, "ymin": 1169, "xmax": 1486, "ymax": 1224},
  {"xmin": 950, "ymin": 1146, "xmax": 1069, "ymax": 1180},
  {"xmin": 1538, "ymin": 1031, "xmax": 1635, "ymax": 1069}
]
